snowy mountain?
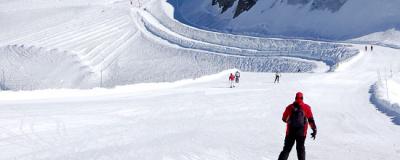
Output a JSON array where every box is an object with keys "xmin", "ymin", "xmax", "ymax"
[
  {"xmin": 1, "ymin": 0, "xmax": 400, "ymax": 160},
  {"xmin": 171, "ymin": 0, "xmax": 400, "ymax": 40},
  {"xmin": 0, "ymin": 0, "xmax": 359, "ymax": 90},
  {"xmin": 212, "ymin": 0, "xmax": 257, "ymax": 18},
  {"xmin": 212, "ymin": 0, "xmax": 347, "ymax": 18}
]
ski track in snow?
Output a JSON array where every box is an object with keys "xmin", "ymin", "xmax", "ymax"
[{"xmin": 1, "ymin": 0, "xmax": 400, "ymax": 160}]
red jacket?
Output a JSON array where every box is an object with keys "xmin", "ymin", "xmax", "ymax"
[
  {"xmin": 229, "ymin": 74, "xmax": 235, "ymax": 81},
  {"xmin": 282, "ymin": 101, "xmax": 317, "ymax": 137}
]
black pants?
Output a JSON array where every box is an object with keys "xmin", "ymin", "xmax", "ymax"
[
  {"xmin": 278, "ymin": 132, "xmax": 306, "ymax": 160},
  {"xmin": 274, "ymin": 76, "xmax": 280, "ymax": 83}
]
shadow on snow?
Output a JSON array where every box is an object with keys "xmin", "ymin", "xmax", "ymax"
[{"xmin": 369, "ymin": 84, "xmax": 400, "ymax": 125}]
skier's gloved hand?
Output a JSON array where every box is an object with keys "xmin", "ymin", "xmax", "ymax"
[{"xmin": 310, "ymin": 129, "xmax": 317, "ymax": 140}]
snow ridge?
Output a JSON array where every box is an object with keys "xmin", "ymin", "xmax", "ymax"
[
  {"xmin": 143, "ymin": 0, "xmax": 357, "ymax": 67},
  {"xmin": 370, "ymin": 78, "xmax": 400, "ymax": 125}
]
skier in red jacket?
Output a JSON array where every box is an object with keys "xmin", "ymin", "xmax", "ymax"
[
  {"xmin": 229, "ymin": 73, "xmax": 235, "ymax": 88},
  {"xmin": 278, "ymin": 92, "xmax": 317, "ymax": 160}
]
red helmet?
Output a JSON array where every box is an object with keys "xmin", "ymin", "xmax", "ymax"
[{"xmin": 295, "ymin": 92, "xmax": 303, "ymax": 103}]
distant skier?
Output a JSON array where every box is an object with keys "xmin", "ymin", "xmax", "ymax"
[
  {"xmin": 235, "ymin": 71, "xmax": 241, "ymax": 84},
  {"xmin": 229, "ymin": 73, "xmax": 235, "ymax": 88},
  {"xmin": 365, "ymin": 46, "xmax": 368, "ymax": 51},
  {"xmin": 371, "ymin": 45, "xmax": 374, "ymax": 51},
  {"xmin": 278, "ymin": 92, "xmax": 317, "ymax": 160},
  {"xmin": 274, "ymin": 72, "xmax": 281, "ymax": 83}
]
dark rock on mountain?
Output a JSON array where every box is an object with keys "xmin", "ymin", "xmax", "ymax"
[
  {"xmin": 213, "ymin": 0, "xmax": 347, "ymax": 18},
  {"xmin": 287, "ymin": 0, "xmax": 310, "ymax": 5},
  {"xmin": 234, "ymin": 0, "xmax": 257, "ymax": 18},
  {"xmin": 272, "ymin": 0, "xmax": 348, "ymax": 12},
  {"xmin": 212, "ymin": 0, "xmax": 257, "ymax": 17},
  {"xmin": 212, "ymin": 0, "xmax": 237, "ymax": 13},
  {"xmin": 310, "ymin": 0, "xmax": 348, "ymax": 12}
]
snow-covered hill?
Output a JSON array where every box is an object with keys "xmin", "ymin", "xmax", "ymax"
[
  {"xmin": 170, "ymin": 0, "xmax": 400, "ymax": 40},
  {"xmin": 352, "ymin": 28, "xmax": 400, "ymax": 49},
  {"xmin": 1, "ymin": 0, "xmax": 400, "ymax": 159},
  {"xmin": 0, "ymin": 0, "xmax": 358, "ymax": 90}
]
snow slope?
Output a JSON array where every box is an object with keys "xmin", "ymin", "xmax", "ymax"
[
  {"xmin": 0, "ymin": 45, "xmax": 95, "ymax": 90},
  {"xmin": 0, "ymin": 0, "xmax": 357, "ymax": 90},
  {"xmin": 0, "ymin": 45, "xmax": 400, "ymax": 160},
  {"xmin": 0, "ymin": 0, "xmax": 399, "ymax": 159},
  {"xmin": 352, "ymin": 28, "xmax": 400, "ymax": 49}
]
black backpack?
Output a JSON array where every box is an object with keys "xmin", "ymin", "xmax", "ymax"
[{"xmin": 288, "ymin": 103, "xmax": 307, "ymax": 129}]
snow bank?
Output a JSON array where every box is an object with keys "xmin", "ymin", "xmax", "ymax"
[
  {"xmin": 0, "ymin": 45, "xmax": 96, "ymax": 90},
  {"xmin": 102, "ymin": 31, "xmax": 320, "ymax": 87},
  {"xmin": 0, "ymin": 69, "xmax": 240, "ymax": 101},
  {"xmin": 370, "ymin": 76, "xmax": 400, "ymax": 125},
  {"xmin": 143, "ymin": 1, "xmax": 358, "ymax": 67}
]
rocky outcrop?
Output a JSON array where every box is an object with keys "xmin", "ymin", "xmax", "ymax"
[
  {"xmin": 272, "ymin": 0, "xmax": 348, "ymax": 12},
  {"xmin": 212, "ymin": 0, "xmax": 257, "ymax": 18},
  {"xmin": 212, "ymin": 0, "xmax": 237, "ymax": 14},
  {"xmin": 213, "ymin": 0, "xmax": 347, "ymax": 18},
  {"xmin": 310, "ymin": 0, "xmax": 348, "ymax": 12},
  {"xmin": 234, "ymin": 0, "xmax": 257, "ymax": 18}
]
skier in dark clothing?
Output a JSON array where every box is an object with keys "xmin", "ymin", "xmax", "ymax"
[
  {"xmin": 371, "ymin": 45, "xmax": 374, "ymax": 51},
  {"xmin": 235, "ymin": 71, "xmax": 240, "ymax": 84},
  {"xmin": 365, "ymin": 46, "xmax": 368, "ymax": 51},
  {"xmin": 274, "ymin": 72, "xmax": 281, "ymax": 83},
  {"xmin": 278, "ymin": 92, "xmax": 317, "ymax": 160}
]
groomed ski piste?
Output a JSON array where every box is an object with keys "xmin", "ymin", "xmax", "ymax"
[{"xmin": 1, "ymin": 0, "xmax": 400, "ymax": 160}]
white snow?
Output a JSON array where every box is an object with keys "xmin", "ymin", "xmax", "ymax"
[
  {"xmin": 0, "ymin": 0, "xmax": 354, "ymax": 90},
  {"xmin": 352, "ymin": 28, "xmax": 400, "ymax": 48},
  {"xmin": 0, "ymin": 69, "xmax": 236, "ymax": 101},
  {"xmin": 1, "ymin": 45, "xmax": 400, "ymax": 160},
  {"xmin": 0, "ymin": 0, "xmax": 400, "ymax": 160},
  {"xmin": 371, "ymin": 72, "xmax": 400, "ymax": 124}
]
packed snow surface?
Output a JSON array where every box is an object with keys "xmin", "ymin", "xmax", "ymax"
[
  {"xmin": 1, "ymin": 1, "xmax": 400, "ymax": 159},
  {"xmin": 1, "ymin": 45, "xmax": 400, "ymax": 159}
]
